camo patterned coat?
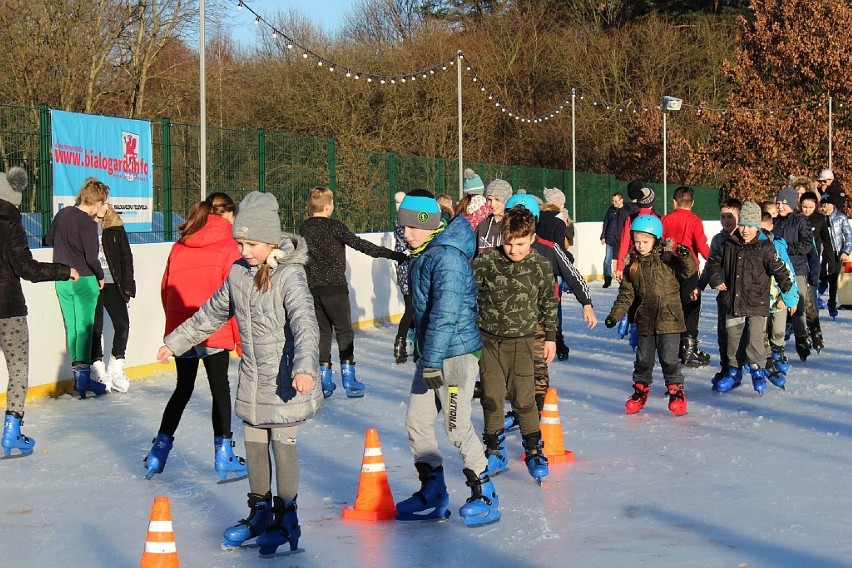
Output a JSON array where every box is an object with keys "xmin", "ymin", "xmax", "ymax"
[{"xmin": 473, "ymin": 249, "xmax": 558, "ymax": 341}]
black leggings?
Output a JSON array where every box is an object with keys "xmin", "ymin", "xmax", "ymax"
[
  {"xmin": 157, "ymin": 349, "xmax": 232, "ymax": 438},
  {"xmin": 91, "ymin": 285, "xmax": 130, "ymax": 361}
]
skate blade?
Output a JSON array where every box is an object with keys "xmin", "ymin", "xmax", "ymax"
[
  {"xmin": 395, "ymin": 509, "xmax": 451, "ymax": 522},
  {"xmin": 344, "ymin": 391, "xmax": 365, "ymax": 398},
  {"xmin": 217, "ymin": 473, "xmax": 248, "ymax": 484},
  {"xmin": 1, "ymin": 451, "xmax": 34, "ymax": 460},
  {"xmin": 258, "ymin": 547, "xmax": 304, "ymax": 559},
  {"xmin": 222, "ymin": 541, "xmax": 260, "ymax": 551}
]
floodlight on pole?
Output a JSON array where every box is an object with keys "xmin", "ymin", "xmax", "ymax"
[{"xmin": 661, "ymin": 96, "xmax": 682, "ymax": 215}]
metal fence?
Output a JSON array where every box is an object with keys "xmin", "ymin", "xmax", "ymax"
[{"xmin": 0, "ymin": 103, "xmax": 721, "ymax": 245}]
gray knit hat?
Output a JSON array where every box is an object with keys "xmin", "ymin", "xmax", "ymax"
[
  {"xmin": 484, "ymin": 178, "xmax": 513, "ymax": 204},
  {"xmin": 0, "ymin": 166, "xmax": 27, "ymax": 207},
  {"xmin": 739, "ymin": 201, "xmax": 761, "ymax": 229},
  {"xmin": 233, "ymin": 191, "xmax": 282, "ymax": 244},
  {"xmin": 776, "ymin": 186, "xmax": 798, "ymax": 208}
]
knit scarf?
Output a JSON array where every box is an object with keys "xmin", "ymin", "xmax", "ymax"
[{"xmin": 408, "ymin": 219, "xmax": 447, "ymax": 257}]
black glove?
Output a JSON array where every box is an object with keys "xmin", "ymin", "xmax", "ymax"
[
  {"xmin": 392, "ymin": 251, "xmax": 409, "ymax": 263},
  {"xmin": 422, "ymin": 368, "xmax": 443, "ymax": 390},
  {"xmin": 604, "ymin": 316, "xmax": 617, "ymax": 329},
  {"xmin": 676, "ymin": 244, "xmax": 691, "ymax": 258}
]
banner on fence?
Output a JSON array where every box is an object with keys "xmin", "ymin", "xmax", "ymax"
[{"xmin": 50, "ymin": 110, "xmax": 153, "ymax": 232}]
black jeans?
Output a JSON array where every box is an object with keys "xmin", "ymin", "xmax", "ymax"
[
  {"xmin": 314, "ymin": 293, "xmax": 355, "ymax": 363},
  {"xmin": 680, "ymin": 272, "xmax": 701, "ymax": 338},
  {"xmin": 91, "ymin": 284, "xmax": 130, "ymax": 361},
  {"xmin": 158, "ymin": 349, "xmax": 232, "ymax": 437}
]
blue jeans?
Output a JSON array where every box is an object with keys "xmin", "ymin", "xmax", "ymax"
[{"xmin": 603, "ymin": 244, "xmax": 615, "ymax": 279}]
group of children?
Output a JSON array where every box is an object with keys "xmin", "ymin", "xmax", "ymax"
[
  {"xmin": 7, "ymin": 172, "xmax": 847, "ymax": 556},
  {"xmin": 605, "ymin": 176, "xmax": 849, "ymax": 415},
  {"xmin": 2, "ymin": 173, "xmax": 134, "ymax": 458}
]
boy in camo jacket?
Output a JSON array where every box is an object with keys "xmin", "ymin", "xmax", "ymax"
[{"xmin": 473, "ymin": 206, "xmax": 557, "ymax": 483}]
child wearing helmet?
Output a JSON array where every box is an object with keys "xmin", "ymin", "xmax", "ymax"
[{"xmin": 604, "ymin": 214, "xmax": 696, "ymax": 415}]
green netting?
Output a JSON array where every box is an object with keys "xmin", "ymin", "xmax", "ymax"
[{"xmin": 0, "ymin": 102, "xmax": 722, "ymax": 244}]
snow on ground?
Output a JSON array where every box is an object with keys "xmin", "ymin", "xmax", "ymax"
[{"xmin": 2, "ymin": 283, "xmax": 851, "ymax": 568}]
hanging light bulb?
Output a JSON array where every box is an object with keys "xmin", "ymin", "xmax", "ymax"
[
  {"xmin": 236, "ymin": 1, "xmax": 243, "ymax": 10},
  {"xmin": 254, "ymin": 15, "xmax": 260, "ymax": 25}
]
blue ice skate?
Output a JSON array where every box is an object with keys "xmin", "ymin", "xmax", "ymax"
[
  {"xmin": 483, "ymin": 429, "xmax": 508, "ymax": 476},
  {"xmin": 2, "ymin": 412, "xmax": 35, "ymax": 459},
  {"xmin": 629, "ymin": 324, "xmax": 639, "ymax": 351},
  {"xmin": 713, "ymin": 367, "xmax": 742, "ymax": 393},
  {"xmin": 257, "ymin": 497, "xmax": 301, "ymax": 557},
  {"xmin": 617, "ymin": 315, "xmax": 629, "ymax": 339},
  {"xmin": 817, "ymin": 296, "xmax": 827, "ymax": 310},
  {"xmin": 340, "ymin": 360, "xmax": 365, "ymax": 398},
  {"xmin": 222, "ymin": 492, "xmax": 272, "ymax": 549},
  {"xmin": 771, "ymin": 346, "xmax": 790, "ymax": 373},
  {"xmin": 767, "ymin": 368, "xmax": 786, "ymax": 390},
  {"xmin": 214, "ymin": 435, "xmax": 248, "ymax": 483},
  {"xmin": 395, "ymin": 463, "xmax": 451, "ymax": 521},
  {"xmin": 749, "ymin": 364, "xmax": 768, "ymax": 395},
  {"xmin": 503, "ymin": 411, "xmax": 519, "ymax": 432},
  {"xmin": 74, "ymin": 364, "xmax": 108, "ymax": 399},
  {"xmin": 522, "ymin": 434, "xmax": 549, "ymax": 485},
  {"xmin": 144, "ymin": 433, "xmax": 173, "ymax": 479},
  {"xmin": 319, "ymin": 363, "xmax": 336, "ymax": 399},
  {"xmin": 459, "ymin": 469, "xmax": 501, "ymax": 527}
]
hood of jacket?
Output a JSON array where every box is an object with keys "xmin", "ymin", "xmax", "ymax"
[
  {"xmin": 428, "ymin": 215, "xmax": 476, "ymax": 260},
  {"xmin": 182, "ymin": 214, "xmax": 234, "ymax": 249}
]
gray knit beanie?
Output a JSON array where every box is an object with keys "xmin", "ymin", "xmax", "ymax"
[
  {"xmin": 484, "ymin": 178, "xmax": 513, "ymax": 204},
  {"xmin": 738, "ymin": 201, "xmax": 762, "ymax": 229},
  {"xmin": 0, "ymin": 166, "xmax": 27, "ymax": 207},
  {"xmin": 233, "ymin": 191, "xmax": 282, "ymax": 244}
]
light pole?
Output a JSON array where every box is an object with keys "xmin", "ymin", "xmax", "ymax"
[{"xmin": 661, "ymin": 96, "xmax": 682, "ymax": 215}]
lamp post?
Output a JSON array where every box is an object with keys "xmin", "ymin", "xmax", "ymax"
[{"xmin": 661, "ymin": 96, "xmax": 682, "ymax": 215}]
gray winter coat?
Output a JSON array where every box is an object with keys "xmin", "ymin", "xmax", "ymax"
[{"xmin": 164, "ymin": 234, "xmax": 322, "ymax": 427}]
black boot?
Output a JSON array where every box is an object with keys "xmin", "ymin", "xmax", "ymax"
[
  {"xmin": 795, "ymin": 335, "xmax": 811, "ymax": 361},
  {"xmin": 809, "ymin": 325, "xmax": 824, "ymax": 354},
  {"xmin": 681, "ymin": 336, "xmax": 710, "ymax": 368},
  {"xmin": 393, "ymin": 336, "xmax": 408, "ymax": 364},
  {"xmin": 603, "ymin": 276, "xmax": 612, "ymax": 288}
]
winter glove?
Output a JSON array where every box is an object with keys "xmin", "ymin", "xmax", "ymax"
[
  {"xmin": 392, "ymin": 251, "xmax": 409, "ymax": 263},
  {"xmin": 604, "ymin": 316, "xmax": 618, "ymax": 329},
  {"xmin": 422, "ymin": 367, "xmax": 443, "ymax": 390},
  {"xmin": 660, "ymin": 238, "xmax": 677, "ymax": 263},
  {"xmin": 676, "ymin": 244, "xmax": 691, "ymax": 258}
]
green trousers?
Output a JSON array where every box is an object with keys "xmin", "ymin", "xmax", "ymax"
[{"xmin": 55, "ymin": 276, "xmax": 100, "ymax": 365}]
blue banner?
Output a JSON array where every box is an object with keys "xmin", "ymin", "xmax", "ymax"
[{"xmin": 51, "ymin": 110, "xmax": 153, "ymax": 232}]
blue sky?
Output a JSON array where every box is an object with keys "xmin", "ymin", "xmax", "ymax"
[{"xmin": 229, "ymin": 0, "xmax": 356, "ymax": 45}]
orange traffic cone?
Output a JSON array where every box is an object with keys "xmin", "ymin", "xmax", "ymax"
[
  {"xmin": 342, "ymin": 428, "xmax": 397, "ymax": 521},
  {"xmin": 140, "ymin": 496, "xmax": 179, "ymax": 568},
  {"xmin": 540, "ymin": 387, "xmax": 574, "ymax": 464}
]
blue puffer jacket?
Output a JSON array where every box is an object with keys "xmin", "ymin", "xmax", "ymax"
[{"xmin": 409, "ymin": 216, "xmax": 483, "ymax": 369}]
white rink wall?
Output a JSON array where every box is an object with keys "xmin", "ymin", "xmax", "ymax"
[{"xmin": 1, "ymin": 221, "xmax": 722, "ymax": 394}]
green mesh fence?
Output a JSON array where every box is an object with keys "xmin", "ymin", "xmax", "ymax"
[{"xmin": 0, "ymin": 102, "xmax": 720, "ymax": 245}]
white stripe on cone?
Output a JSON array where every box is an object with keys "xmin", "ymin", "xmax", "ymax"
[
  {"xmin": 144, "ymin": 541, "xmax": 177, "ymax": 553},
  {"xmin": 147, "ymin": 520, "xmax": 174, "ymax": 532},
  {"xmin": 541, "ymin": 417, "xmax": 561, "ymax": 425},
  {"xmin": 363, "ymin": 447, "xmax": 383, "ymax": 457},
  {"xmin": 361, "ymin": 463, "xmax": 386, "ymax": 473}
]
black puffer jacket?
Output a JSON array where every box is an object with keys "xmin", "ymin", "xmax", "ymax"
[
  {"xmin": 705, "ymin": 231, "xmax": 792, "ymax": 318},
  {"xmin": 0, "ymin": 200, "xmax": 71, "ymax": 318},
  {"xmin": 101, "ymin": 220, "xmax": 135, "ymax": 299}
]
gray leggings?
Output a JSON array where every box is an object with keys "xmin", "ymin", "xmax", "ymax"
[
  {"xmin": 1, "ymin": 316, "xmax": 29, "ymax": 415},
  {"xmin": 244, "ymin": 423, "xmax": 300, "ymax": 502}
]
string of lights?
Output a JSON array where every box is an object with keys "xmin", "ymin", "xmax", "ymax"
[{"xmin": 233, "ymin": 1, "xmax": 846, "ymax": 120}]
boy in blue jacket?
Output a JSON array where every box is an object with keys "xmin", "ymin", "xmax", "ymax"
[{"xmin": 394, "ymin": 189, "xmax": 500, "ymax": 527}]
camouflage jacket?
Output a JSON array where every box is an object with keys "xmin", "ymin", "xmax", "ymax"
[{"xmin": 473, "ymin": 249, "xmax": 558, "ymax": 340}]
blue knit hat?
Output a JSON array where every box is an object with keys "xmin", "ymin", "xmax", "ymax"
[
  {"xmin": 397, "ymin": 189, "xmax": 441, "ymax": 230},
  {"xmin": 463, "ymin": 168, "xmax": 484, "ymax": 195}
]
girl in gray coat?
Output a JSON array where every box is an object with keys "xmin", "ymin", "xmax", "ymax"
[{"xmin": 157, "ymin": 191, "xmax": 320, "ymax": 557}]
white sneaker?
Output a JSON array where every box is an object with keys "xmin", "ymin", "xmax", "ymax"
[
  {"xmin": 109, "ymin": 356, "xmax": 130, "ymax": 393},
  {"xmin": 91, "ymin": 360, "xmax": 111, "ymax": 392}
]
